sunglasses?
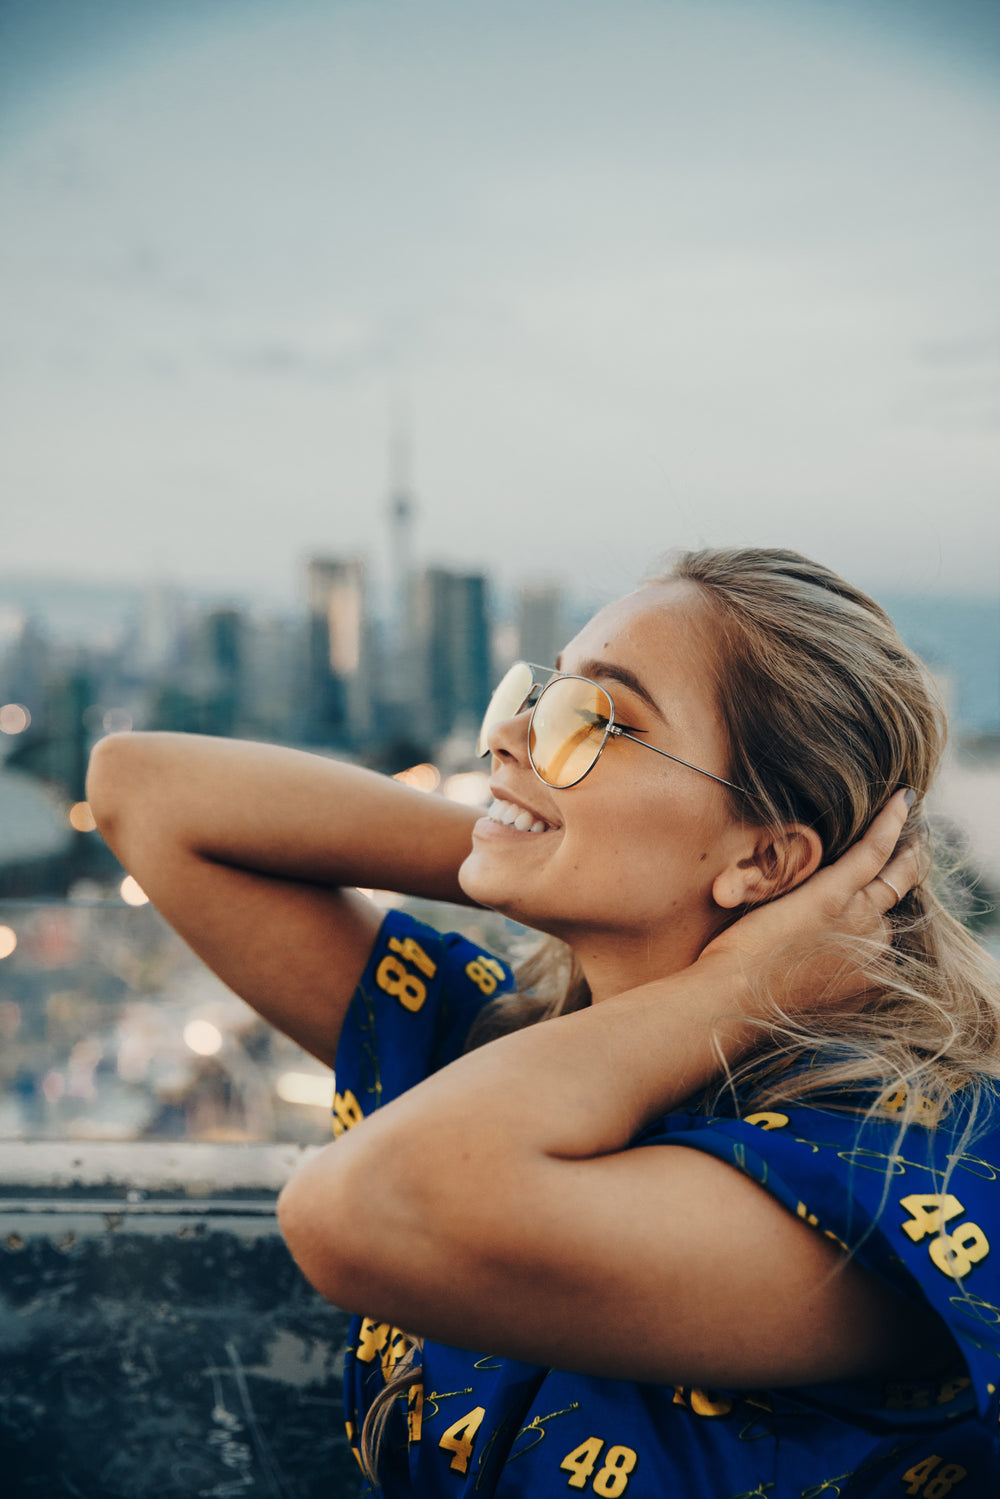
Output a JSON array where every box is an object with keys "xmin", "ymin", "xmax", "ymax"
[{"xmin": 477, "ymin": 661, "xmax": 744, "ymax": 792}]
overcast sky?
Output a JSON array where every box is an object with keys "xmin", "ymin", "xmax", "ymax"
[{"xmin": 1, "ymin": 0, "xmax": 998, "ymax": 606}]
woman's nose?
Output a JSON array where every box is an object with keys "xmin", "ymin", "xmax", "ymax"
[{"xmin": 487, "ymin": 707, "xmax": 532, "ymax": 767}]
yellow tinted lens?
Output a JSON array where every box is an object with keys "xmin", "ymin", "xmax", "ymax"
[
  {"xmin": 529, "ymin": 677, "xmax": 612, "ymax": 787},
  {"xmin": 477, "ymin": 661, "xmax": 535, "ymax": 757}
]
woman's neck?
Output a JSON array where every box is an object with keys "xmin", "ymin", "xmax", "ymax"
[{"xmin": 569, "ymin": 917, "xmax": 715, "ymax": 1005}]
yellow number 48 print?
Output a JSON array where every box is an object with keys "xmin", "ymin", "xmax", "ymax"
[
  {"xmin": 560, "ymin": 1437, "xmax": 638, "ymax": 1496},
  {"xmin": 465, "ymin": 955, "xmax": 507, "ymax": 996},
  {"xmin": 376, "ymin": 934, "xmax": 438, "ymax": 1013},
  {"xmin": 901, "ymin": 1453, "xmax": 967, "ymax": 1497},
  {"xmin": 899, "ymin": 1194, "xmax": 990, "ymax": 1280}
]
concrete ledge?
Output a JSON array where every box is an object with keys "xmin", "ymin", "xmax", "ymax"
[
  {"xmin": 0, "ymin": 1142, "xmax": 362, "ymax": 1498},
  {"xmin": 0, "ymin": 1141, "xmax": 321, "ymax": 1196}
]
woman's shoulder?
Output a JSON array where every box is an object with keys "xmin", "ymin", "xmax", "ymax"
[
  {"xmin": 333, "ymin": 908, "xmax": 517, "ymax": 1131},
  {"xmin": 636, "ymin": 1079, "xmax": 1000, "ymax": 1195},
  {"xmin": 367, "ymin": 905, "xmax": 517, "ymax": 1002}
]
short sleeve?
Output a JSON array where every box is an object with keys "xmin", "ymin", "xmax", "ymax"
[
  {"xmin": 636, "ymin": 1101, "xmax": 1000, "ymax": 1425},
  {"xmin": 332, "ymin": 908, "xmax": 515, "ymax": 1137}
]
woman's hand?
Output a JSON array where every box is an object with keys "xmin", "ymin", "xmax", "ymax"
[
  {"xmin": 696, "ymin": 787, "xmax": 923, "ymax": 1014},
  {"xmin": 87, "ymin": 732, "xmax": 481, "ymax": 1064}
]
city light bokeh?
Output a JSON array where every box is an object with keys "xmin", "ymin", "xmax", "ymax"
[
  {"xmin": 276, "ymin": 1071, "xmax": 334, "ymax": 1109},
  {"xmin": 68, "ymin": 801, "xmax": 97, "ymax": 833},
  {"xmin": 0, "ymin": 704, "xmax": 31, "ymax": 735},
  {"xmin": 183, "ymin": 1019, "xmax": 224, "ymax": 1057},
  {"xmin": 120, "ymin": 876, "xmax": 150, "ymax": 907}
]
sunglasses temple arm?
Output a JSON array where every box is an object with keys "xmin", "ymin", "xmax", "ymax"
[{"xmin": 613, "ymin": 730, "xmax": 744, "ymax": 794}]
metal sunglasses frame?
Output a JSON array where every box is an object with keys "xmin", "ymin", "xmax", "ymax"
[{"xmin": 478, "ymin": 661, "xmax": 745, "ymax": 793}]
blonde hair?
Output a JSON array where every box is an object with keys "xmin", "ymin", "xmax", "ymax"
[
  {"xmin": 362, "ymin": 546, "xmax": 1000, "ymax": 1483},
  {"xmin": 473, "ymin": 547, "xmax": 1000, "ymax": 1131}
]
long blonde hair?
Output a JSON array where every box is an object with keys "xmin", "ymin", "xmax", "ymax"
[
  {"xmin": 362, "ymin": 546, "xmax": 1000, "ymax": 1483},
  {"xmin": 472, "ymin": 546, "xmax": 1000, "ymax": 1132}
]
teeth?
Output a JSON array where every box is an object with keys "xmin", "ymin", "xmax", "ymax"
[{"xmin": 486, "ymin": 798, "xmax": 550, "ymax": 832}]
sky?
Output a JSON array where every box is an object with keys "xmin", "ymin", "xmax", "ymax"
[{"xmin": 1, "ymin": 0, "xmax": 998, "ymax": 607}]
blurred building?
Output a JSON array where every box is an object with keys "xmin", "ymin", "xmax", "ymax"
[
  {"xmin": 143, "ymin": 604, "xmax": 246, "ymax": 739},
  {"xmin": 304, "ymin": 556, "xmax": 373, "ymax": 748},
  {"xmin": 134, "ymin": 583, "xmax": 184, "ymax": 678},
  {"xmin": 191, "ymin": 607, "xmax": 244, "ymax": 737},
  {"xmin": 240, "ymin": 614, "xmax": 304, "ymax": 740},
  {"xmin": 0, "ymin": 613, "xmax": 50, "ymax": 718},
  {"xmin": 411, "ymin": 567, "xmax": 492, "ymax": 743}
]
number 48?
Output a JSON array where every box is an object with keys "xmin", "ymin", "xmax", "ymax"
[
  {"xmin": 901, "ymin": 1454, "xmax": 967, "ymax": 1498},
  {"xmin": 560, "ymin": 1437, "xmax": 637, "ymax": 1496}
]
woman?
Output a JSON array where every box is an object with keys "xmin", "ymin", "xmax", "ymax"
[{"xmin": 87, "ymin": 547, "xmax": 1000, "ymax": 1497}]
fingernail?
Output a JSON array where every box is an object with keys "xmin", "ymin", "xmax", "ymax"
[{"xmin": 903, "ymin": 788, "xmax": 916, "ymax": 808}]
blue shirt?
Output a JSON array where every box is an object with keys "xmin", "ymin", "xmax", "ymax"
[{"xmin": 335, "ymin": 910, "xmax": 1000, "ymax": 1497}]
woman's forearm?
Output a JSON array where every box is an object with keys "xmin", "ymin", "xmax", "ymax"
[
  {"xmin": 87, "ymin": 731, "xmax": 480, "ymax": 902},
  {"xmin": 86, "ymin": 732, "xmax": 485, "ymax": 1063},
  {"xmin": 279, "ymin": 959, "xmax": 757, "ymax": 1311}
]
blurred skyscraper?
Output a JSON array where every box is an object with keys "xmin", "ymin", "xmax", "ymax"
[
  {"xmin": 0, "ymin": 615, "xmax": 50, "ymax": 718},
  {"xmin": 411, "ymin": 568, "xmax": 492, "ymax": 744},
  {"xmin": 194, "ymin": 608, "xmax": 243, "ymax": 738},
  {"xmin": 240, "ymin": 615, "xmax": 303, "ymax": 740},
  {"xmin": 304, "ymin": 557, "xmax": 373, "ymax": 748},
  {"xmin": 135, "ymin": 584, "xmax": 183, "ymax": 678}
]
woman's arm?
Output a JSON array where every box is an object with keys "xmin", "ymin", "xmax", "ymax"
[
  {"xmin": 86, "ymin": 732, "xmax": 480, "ymax": 1066},
  {"xmin": 278, "ymin": 791, "xmax": 953, "ymax": 1385}
]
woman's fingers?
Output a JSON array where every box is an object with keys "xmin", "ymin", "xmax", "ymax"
[
  {"xmin": 866, "ymin": 871, "xmax": 906, "ymax": 914},
  {"xmin": 838, "ymin": 787, "xmax": 923, "ymax": 915},
  {"xmin": 823, "ymin": 788, "xmax": 915, "ymax": 904},
  {"xmin": 865, "ymin": 835, "xmax": 925, "ymax": 914}
]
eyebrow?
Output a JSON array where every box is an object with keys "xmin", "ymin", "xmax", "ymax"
[{"xmin": 555, "ymin": 655, "xmax": 665, "ymax": 721}]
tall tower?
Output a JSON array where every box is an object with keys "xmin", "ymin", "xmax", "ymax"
[
  {"xmin": 386, "ymin": 406, "xmax": 415, "ymax": 649},
  {"xmin": 376, "ymin": 404, "xmax": 423, "ymax": 746}
]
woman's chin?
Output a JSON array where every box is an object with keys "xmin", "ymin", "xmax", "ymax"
[
  {"xmin": 457, "ymin": 849, "xmax": 510, "ymax": 912},
  {"xmin": 459, "ymin": 850, "xmax": 547, "ymax": 929}
]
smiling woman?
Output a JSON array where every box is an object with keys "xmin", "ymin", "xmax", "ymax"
[{"xmin": 86, "ymin": 547, "xmax": 1000, "ymax": 1498}]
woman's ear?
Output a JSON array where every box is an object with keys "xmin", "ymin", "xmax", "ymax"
[{"xmin": 712, "ymin": 824, "xmax": 823, "ymax": 910}]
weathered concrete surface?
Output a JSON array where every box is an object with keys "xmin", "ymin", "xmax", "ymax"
[{"xmin": 0, "ymin": 1145, "xmax": 364, "ymax": 1498}]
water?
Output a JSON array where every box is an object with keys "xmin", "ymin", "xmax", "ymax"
[{"xmin": 880, "ymin": 593, "xmax": 1000, "ymax": 736}]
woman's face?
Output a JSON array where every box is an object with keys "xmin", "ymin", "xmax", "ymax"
[{"xmin": 458, "ymin": 580, "xmax": 752, "ymax": 993}]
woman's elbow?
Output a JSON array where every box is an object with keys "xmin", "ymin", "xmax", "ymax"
[
  {"xmin": 277, "ymin": 1130, "xmax": 472, "ymax": 1313},
  {"xmin": 277, "ymin": 1154, "xmax": 377, "ymax": 1308},
  {"xmin": 86, "ymin": 732, "xmax": 137, "ymax": 843}
]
